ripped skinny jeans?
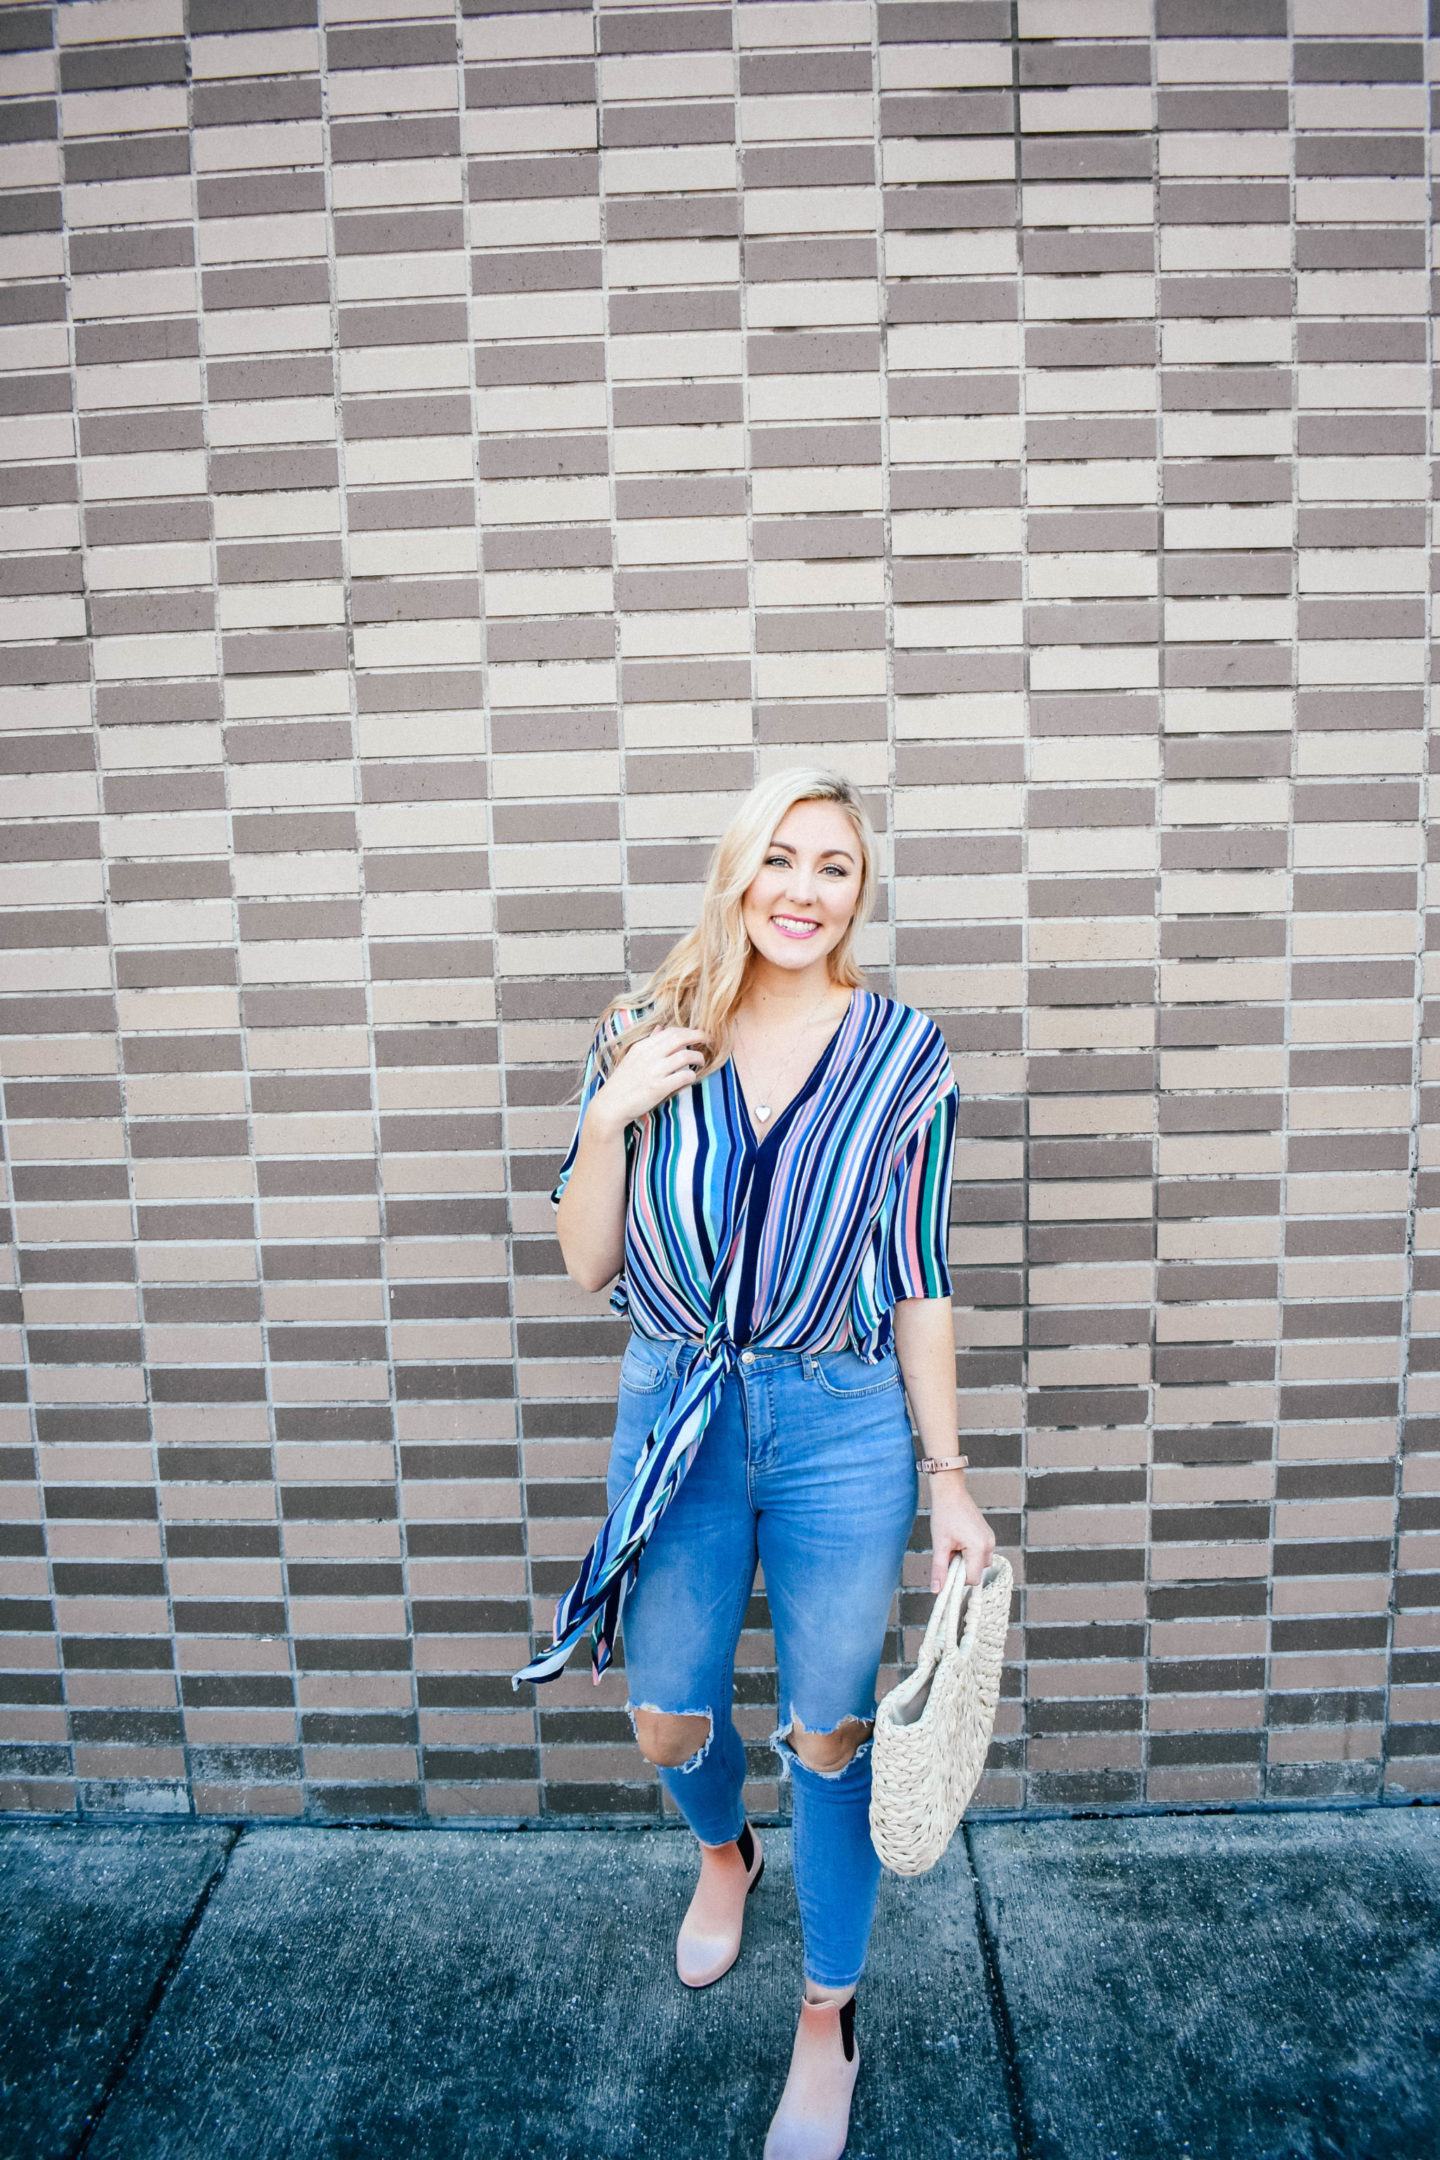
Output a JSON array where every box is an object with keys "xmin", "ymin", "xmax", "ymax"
[{"xmin": 608, "ymin": 1331, "xmax": 918, "ymax": 1991}]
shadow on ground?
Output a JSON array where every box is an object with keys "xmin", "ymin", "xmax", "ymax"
[{"xmin": 1, "ymin": 1807, "xmax": 1436, "ymax": 2160}]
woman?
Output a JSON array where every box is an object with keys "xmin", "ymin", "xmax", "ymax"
[{"xmin": 515, "ymin": 769, "xmax": 995, "ymax": 2160}]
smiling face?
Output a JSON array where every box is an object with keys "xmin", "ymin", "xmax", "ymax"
[{"xmin": 739, "ymin": 797, "xmax": 863, "ymax": 981}]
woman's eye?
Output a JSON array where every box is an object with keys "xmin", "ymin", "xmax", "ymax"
[{"xmin": 765, "ymin": 855, "xmax": 789, "ymax": 867}]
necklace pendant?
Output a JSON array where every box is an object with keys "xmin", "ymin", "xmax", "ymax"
[{"xmin": 754, "ymin": 1103, "xmax": 771, "ymax": 1122}]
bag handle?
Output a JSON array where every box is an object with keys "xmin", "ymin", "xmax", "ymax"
[{"xmin": 915, "ymin": 1554, "xmax": 970, "ymax": 1672}]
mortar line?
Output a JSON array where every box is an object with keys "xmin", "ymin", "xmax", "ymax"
[
  {"xmin": 1009, "ymin": 0, "xmax": 1030, "ymax": 1818},
  {"xmin": 1265, "ymin": 0, "xmax": 1300, "ymax": 1812},
  {"xmin": 50, "ymin": 0, "xmax": 177, "ymax": 1819},
  {"xmin": 1145, "ymin": 0, "xmax": 1160, "ymax": 1805},
  {"xmin": 731, "ymin": 2, "xmax": 770, "ymax": 1819},
  {"xmin": 734, "ymin": 0, "xmax": 755, "ymax": 818},
  {"xmin": 869, "ymin": 0, "xmax": 896, "ymax": 1005},
  {"xmin": 30, "ymin": 0, "xmax": 90, "ymax": 1813},
  {"xmin": 1389, "ymin": 6, "xmax": 1437, "ymax": 1800},
  {"xmin": 183, "ymin": 0, "xmax": 279, "ymax": 1826},
  {"xmin": 6, "ymin": 1785, "xmax": 1432, "ymax": 1834},
  {"xmin": 454, "ymin": 0, "xmax": 531, "ymax": 1826},
  {"xmin": 586, "ymin": 0, "xmax": 641, "ymax": 1818},
  {"xmin": 868, "ymin": 0, "xmax": 904, "ymax": 1679},
  {"xmin": 311, "ymin": 0, "xmax": 418, "ymax": 1814}
]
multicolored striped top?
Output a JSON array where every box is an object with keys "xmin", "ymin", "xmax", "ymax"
[{"xmin": 513, "ymin": 989, "xmax": 958, "ymax": 1687}]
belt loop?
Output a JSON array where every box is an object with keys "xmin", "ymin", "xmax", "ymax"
[{"xmin": 803, "ymin": 1350, "xmax": 817, "ymax": 1382}]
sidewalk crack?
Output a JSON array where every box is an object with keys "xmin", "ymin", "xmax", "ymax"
[
  {"xmin": 64, "ymin": 1826, "xmax": 244, "ymax": 2160},
  {"xmin": 962, "ymin": 1823, "xmax": 1036, "ymax": 2160}
]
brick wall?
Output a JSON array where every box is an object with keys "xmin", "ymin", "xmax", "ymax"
[{"xmin": 0, "ymin": 0, "xmax": 1437, "ymax": 1824}]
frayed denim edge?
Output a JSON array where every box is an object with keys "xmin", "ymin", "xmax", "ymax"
[
  {"xmin": 769, "ymin": 1714, "xmax": 874, "ymax": 1784},
  {"xmin": 627, "ymin": 1701, "xmax": 715, "ymax": 1776}
]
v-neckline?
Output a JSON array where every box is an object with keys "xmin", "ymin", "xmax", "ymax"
[{"xmin": 728, "ymin": 990, "xmax": 858, "ymax": 1154}]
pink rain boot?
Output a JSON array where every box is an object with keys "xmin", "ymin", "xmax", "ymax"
[
  {"xmin": 763, "ymin": 1993, "xmax": 859, "ymax": 2160},
  {"xmin": 675, "ymin": 1820, "xmax": 764, "ymax": 1988}
]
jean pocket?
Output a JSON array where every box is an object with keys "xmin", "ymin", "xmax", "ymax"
[
  {"xmin": 813, "ymin": 1350, "xmax": 903, "ymax": 1401},
  {"xmin": 619, "ymin": 1334, "xmax": 673, "ymax": 1395}
]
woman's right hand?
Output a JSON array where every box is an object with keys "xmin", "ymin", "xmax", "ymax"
[
  {"xmin": 590, "ymin": 1026, "xmax": 709, "ymax": 1135},
  {"xmin": 557, "ymin": 1026, "xmax": 708, "ymax": 1292}
]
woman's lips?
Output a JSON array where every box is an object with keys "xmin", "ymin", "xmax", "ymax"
[{"xmin": 772, "ymin": 915, "xmax": 820, "ymax": 938}]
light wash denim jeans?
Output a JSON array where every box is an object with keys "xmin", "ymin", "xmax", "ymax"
[{"xmin": 607, "ymin": 1330, "xmax": 918, "ymax": 1990}]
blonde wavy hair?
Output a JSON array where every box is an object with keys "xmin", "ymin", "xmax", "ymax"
[{"xmin": 599, "ymin": 767, "xmax": 876, "ymax": 1078}]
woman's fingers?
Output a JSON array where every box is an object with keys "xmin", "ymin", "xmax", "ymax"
[
  {"xmin": 660, "ymin": 1040, "xmax": 706, "ymax": 1078},
  {"xmin": 603, "ymin": 1026, "xmax": 711, "ymax": 1123},
  {"xmin": 930, "ymin": 1529, "xmax": 996, "ymax": 1592},
  {"xmin": 930, "ymin": 1537, "xmax": 958, "ymax": 1593},
  {"xmin": 618, "ymin": 1029, "xmax": 709, "ymax": 1112},
  {"xmin": 647, "ymin": 1029, "xmax": 705, "ymax": 1069},
  {"xmin": 656, "ymin": 1029, "xmax": 709, "ymax": 1079}
]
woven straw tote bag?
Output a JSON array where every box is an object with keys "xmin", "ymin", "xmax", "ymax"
[{"xmin": 869, "ymin": 1552, "xmax": 1013, "ymax": 1876}]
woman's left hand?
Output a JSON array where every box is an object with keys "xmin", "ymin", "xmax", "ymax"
[{"xmin": 928, "ymin": 1476, "xmax": 996, "ymax": 1592}]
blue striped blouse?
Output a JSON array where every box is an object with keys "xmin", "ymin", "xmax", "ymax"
[{"xmin": 514, "ymin": 989, "xmax": 959, "ymax": 1687}]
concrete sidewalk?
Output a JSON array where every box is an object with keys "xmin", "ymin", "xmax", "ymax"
[{"xmin": 3, "ymin": 1807, "xmax": 1437, "ymax": 2160}]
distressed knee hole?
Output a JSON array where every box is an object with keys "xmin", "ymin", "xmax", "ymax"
[
  {"xmin": 781, "ymin": 1713, "xmax": 873, "ymax": 1778},
  {"xmin": 633, "ymin": 1706, "xmax": 712, "ymax": 1771}
]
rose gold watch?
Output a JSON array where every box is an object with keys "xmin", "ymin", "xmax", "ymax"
[{"xmin": 917, "ymin": 1453, "xmax": 969, "ymax": 1475}]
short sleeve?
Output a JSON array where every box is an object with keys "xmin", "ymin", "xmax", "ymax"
[
  {"xmin": 550, "ymin": 1007, "xmax": 644, "ymax": 1206},
  {"xmin": 550, "ymin": 1034, "xmax": 607, "ymax": 1207},
  {"xmin": 876, "ymin": 1083, "xmax": 957, "ymax": 1303}
]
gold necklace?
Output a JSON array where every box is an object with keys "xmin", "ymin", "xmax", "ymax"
[{"xmin": 735, "ymin": 991, "xmax": 844, "ymax": 1123}]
